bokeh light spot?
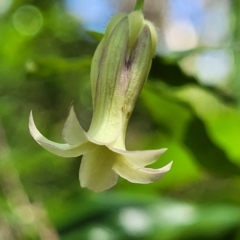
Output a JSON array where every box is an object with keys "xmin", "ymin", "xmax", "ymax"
[
  {"xmin": 118, "ymin": 208, "xmax": 151, "ymax": 236},
  {"xmin": 0, "ymin": 0, "xmax": 12, "ymax": 15},
  {"xmin": 196, "ymin": 50, "xmax": 233, "ymax": 85},
  {"xmin": 165, "ymin": 20, "xmax": 198, "ymax": 51},
  {"xmin": 13, "ymin": 5, "xmax": 43, "ymax": 36},
  {"xmin": 88, "ymin": 226, "xmax": 114, "ymax": 240}
]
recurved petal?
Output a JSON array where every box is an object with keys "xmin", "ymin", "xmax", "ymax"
[
  {"xmin": 62, "ymin": 107, "xmax": 88, "ymax": 144},
  {"xmin": 29, "ymin": 112, "xmax": 94, "ymax": 157},
  {"xmin": 79, "ymin": 146, "xmax": 118, "ymax": 192},
  {"xmin": 112, "ymin": 156, "xmax": 172, "ymax": 184},
  {"xmin": 109, "ymin": 147, "xmax": 167, "ymax": 167}
]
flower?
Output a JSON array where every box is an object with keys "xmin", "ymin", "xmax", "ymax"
[{"xmin": 29, "ymin": 6, "xmax": 172, "ymax": 192}]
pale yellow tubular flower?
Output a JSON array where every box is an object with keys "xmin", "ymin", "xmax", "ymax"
[{"xmin": 29, "ymin": 4, "xmax": 172, "ymax": 192}]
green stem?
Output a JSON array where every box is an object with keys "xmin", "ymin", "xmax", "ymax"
[{"xmin": 134, "ymin": 0, "xmax": 145, "ymax": 11}]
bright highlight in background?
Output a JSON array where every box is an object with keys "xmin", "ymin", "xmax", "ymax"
[
  {"xmin": 118, "ymin": 208, "xmax": 151, "ymax": 236},
  {"xmin": 165, "ymin": 20, "xmax": 198, "ymax": 51},
  {"xmin": 195, "ymin": 50, "xmax": 233, "ymax": 85},
  {"xmin": 0, "ymin": 0, "xmax": 12, "ymax": 15},
  {"xmin": 88, "ymin": 227, "xmax": 114, "ymax": 240},
  {"xmin": 13, "ymin": 5, "xmax": 43, "ymax": 36}
]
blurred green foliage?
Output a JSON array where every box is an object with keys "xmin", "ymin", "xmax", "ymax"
[{"xmin": 0, "ymin": 1, "xmax": 240, "ymax": 240}]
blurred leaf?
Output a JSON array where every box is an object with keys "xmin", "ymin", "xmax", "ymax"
[
  {"xmin": 232, "ymin": 0, "xmax": 240, "ymax": 101},
  {"xmin": 25, "ymin": 56, "xmax": 91, "ymax": 79},
  {"xmin": 87, "ymin": 31, "xmax": 103, "ymax": 42},
  {"xmin": 141, "ymin": 82, "xmax": 192, "ymax": 140},
  {"xmin": 175, "ymin": 85, "xmax": 240, "ymax": 164},
  {"xmin": 149, "ymin": 55, "xmax": 236, "ymax": 105},
  {"xmin": 149, "ymin": 56, "xmax": 198, "ymax": 86},
  {"xmin": 141, "ymin": 82, "xmax": 240, "ymax": 177},
  {"xmin": 185, "ymin": 116, "xmax": 240, "ymax": 177}
]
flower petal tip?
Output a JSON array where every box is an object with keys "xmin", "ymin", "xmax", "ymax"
[
  {"xmin": 112, "ymin": 156, "xmax": 173, "ymax": 184},
  {"xmin": 62, "ymin": 106, "xmax": 88, "ymax": 144},
  {"xmin": 80, "ymin": 182, "xmax": 117, "ymax": 193},
  {"xmin": 161, "ymin": 161, "xmax": 173, "ymax": 173},
  {"xmin": 29, "ymin": 111, "xmax": 41, "ymax": 142}
]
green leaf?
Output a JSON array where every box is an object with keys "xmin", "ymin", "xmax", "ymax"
[
  {"xmin": 184, "ymin": 116, "xmax": 240, "ymax": 177},
  {"xmin": 141, "ymin": 82, "xmax": 192, "ymax": 140},
  {"xmin": 86, "ymin": 31, "xmax": 103, "ymax": 42},
  {"xmin": 149, "ymin": 56, "xmax": 198, "ymax": 86},
  {"xmin": 26, "ymin": 56, "xmax": 91, "ymax": 79}
]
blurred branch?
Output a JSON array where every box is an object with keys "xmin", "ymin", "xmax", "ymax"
[
  {"xmin": 0, "ymin": 123, "xmax": 59, "ymax": 240},
  {"xmin": 232, "ymin": 0, "xmax": 240, "ymax": 104}
]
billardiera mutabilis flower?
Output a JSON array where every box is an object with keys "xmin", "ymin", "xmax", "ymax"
[{"xmin": 29, "ymin": 1, "xmax": 172, "ymax": 192}]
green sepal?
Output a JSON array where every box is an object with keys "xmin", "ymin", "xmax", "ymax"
[
  {"xmin": 145, "ymin": 20, "xmax": 157, "ymax": 56},
  {"xmin": 128, "ymin": 11, "xmax": 144, "ymax": 56},
  {"xmin": 105, "ymin": 13, "xmax": 127, "ymax": 39}
]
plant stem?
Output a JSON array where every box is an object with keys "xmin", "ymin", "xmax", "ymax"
[{"xmin": 134, "ymin": 0, "xmax": 145, "ymax": 11}]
